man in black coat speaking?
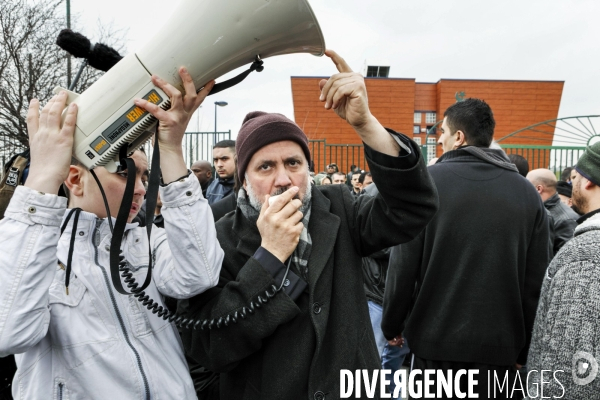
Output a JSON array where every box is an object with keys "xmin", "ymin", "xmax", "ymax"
[
  {"xmin": 382, "ymin": 99, "xmax": 550, "ymax": 398},
  {"xmin": 179, "ymin": 50, "xmax": 439, "ymax": 400}
]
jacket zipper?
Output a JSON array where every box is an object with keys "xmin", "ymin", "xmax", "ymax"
[
  {"xmin": 58, "ymin": 382, "xmax": 63, "ymax": 400},
  {"xmin": 92, "ymin": 219, "xmax": 151, "ymax": 400}
]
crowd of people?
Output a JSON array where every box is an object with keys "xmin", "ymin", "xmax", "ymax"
[{"xmin": 0, "ymin": 48, "xmax": 599, "ymax": 400}]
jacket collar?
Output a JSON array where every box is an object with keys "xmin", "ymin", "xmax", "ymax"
[
  {"xmin": 544, "ymin": 192, "xmax": 561, "ymax": 208},
  {"xmin": 60, "ymin": 209, "xmax": 138, "ymax": 240},
  {"xmin": 231, "ymin": 186, "xmax": 340, "ymax": 285},
  {"xmin": 575, "ymin": 212, "xmax": 600, "ymax": 235},
  {"xmin": 438, "ymin": 146, "xmax": 518, "ymax": 172},
  {"xmin": 577, "ymin": 207, "xmax": 600, "ymax": 226}
]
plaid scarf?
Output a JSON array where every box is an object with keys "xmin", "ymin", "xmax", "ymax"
[{"xmin": 237, "ymin": 188, "xmax": 312, "ymax": 280}]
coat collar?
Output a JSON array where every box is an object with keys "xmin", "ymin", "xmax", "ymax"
[
  {"xmin": 438, "ymin": 146, "xmax": 518, "ymax": 172},
  {"xmin": 231, "ymin": 186, "xmax": 340, "ymax": 285},
  {"xmin": 60, "ymin": 210, "xmax": 138, "ymax": 240},
  {"xmin": 544, "ymin": 192, "xmax": 560, "ymax": 208}
]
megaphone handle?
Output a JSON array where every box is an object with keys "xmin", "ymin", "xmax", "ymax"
[{"xmin": 208, "ymin": 56, "xmax": 264, "ymax": 96}]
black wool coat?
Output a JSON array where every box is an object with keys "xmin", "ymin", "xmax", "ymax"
[{"xmin": 180, "ymin": 142, "xmax": 438, "ymax": 400}]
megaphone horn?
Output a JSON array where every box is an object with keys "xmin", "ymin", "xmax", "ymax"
[{"xmin": 57, "ymin": 0, "xmax": 325, "ymax": 173}]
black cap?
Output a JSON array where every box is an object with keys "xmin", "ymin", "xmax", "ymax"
[{"xmin": 556, "ymin": 181, "xmax": 572, "ymax": 198}]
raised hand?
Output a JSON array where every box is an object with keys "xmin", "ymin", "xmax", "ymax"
[
  {"xmin": 319, "ymin": 50, "xmax": 401, "ymax": 157},
  {"xmin": 319, "ymin": 50, "xmax": 372, "ymax": 129},
  {"xmin": 133, "ymin": 67, "xmax": 215, "ymax": 182},
  {"xmin": 24, "ymin": 92, "xmax": 78, "ymax": 195}
]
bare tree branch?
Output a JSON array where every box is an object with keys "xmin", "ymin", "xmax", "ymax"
[{"xmin": 0, "ymin": 0, "xmax": 126, "ymax": 165}]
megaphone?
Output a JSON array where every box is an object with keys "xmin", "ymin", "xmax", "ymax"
[{"xmin": 58, "ymin": 0, "xmax": 325, "ymax": 173}]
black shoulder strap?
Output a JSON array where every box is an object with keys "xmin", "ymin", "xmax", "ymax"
[
  {"xmin": 109, "ymin": 134, "xmax": 161, "ymax": 295},
  {"xmin": 208, "ymin": 56, "xmax": 264, "ymax": 96}
]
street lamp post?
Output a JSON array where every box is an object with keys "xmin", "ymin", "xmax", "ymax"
[{"xmin": 214, "ymin": 101, "xmax": 228, "ymax": 145}]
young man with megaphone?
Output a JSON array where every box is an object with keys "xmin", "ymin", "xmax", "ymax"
[
  {"xmin": 0, "ymin": 68, "xmax": 224, "ymax": 399},
  {"xmin": 179, "ymin": 50, "xmax": 440, "ymax": 400}
]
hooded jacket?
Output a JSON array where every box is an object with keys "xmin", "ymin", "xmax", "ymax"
[
  {"xmin": 382, "ymin": 146, "xmax": 550, "ymax": 366},
  {"xmin": 0, "ymin": 175, "xmax": 223, "ymax": 399}
]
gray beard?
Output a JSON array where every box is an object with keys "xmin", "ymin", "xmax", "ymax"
[{"xmin": 245, "ymin": 173, "xmax": 312, "ymax": 215}]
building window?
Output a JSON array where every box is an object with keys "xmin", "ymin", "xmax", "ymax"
[
  {"xmin": 366, "ymin": 66, "xmax": 390, "ymax": 78},
  {"xmin": 413, "ymin": 137, "xmax": 422, "ymax": 145},
  {"xmin": 414, "ymin": 113, "xmax": 422, "ymax": 124},
  {"xmin": 427, "ymin": 137, "xmax": 436, "ymax": 162},
  {"xmin": 426, "ymin": 126, "xmax": 436, "ymax": 135},
  {"xmin": 426, "ymin": 112, "xmax": 437, "ymax": 124},
  {"xmin": 413, "ymin": 125, "xmax": 420, "ymax": 134}
]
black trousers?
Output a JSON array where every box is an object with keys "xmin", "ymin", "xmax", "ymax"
[{"xmin": 412, "ymin": 356, "xmax": 522, "ymax": 400}]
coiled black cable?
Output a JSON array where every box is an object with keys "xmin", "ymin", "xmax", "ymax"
[
  {"xmin": 118, "ymin": 253, "xmax": 291, "ymax": 330},
  {"xmin": 91, "ymin": 138, "xmax": 291, "ymax": 330}
]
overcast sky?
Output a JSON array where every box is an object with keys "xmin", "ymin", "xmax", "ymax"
[{"xmin": 70, "ymin": 0, "xmax": 600, "ymax": 141}]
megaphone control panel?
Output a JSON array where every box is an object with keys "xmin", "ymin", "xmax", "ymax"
[{"xmin": 56, "ymin": 53, "xmax": 170, "ymax": 173}]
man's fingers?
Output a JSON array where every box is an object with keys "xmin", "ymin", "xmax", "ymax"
[
  {"xmin": 261, "ymin": 195, "xmax": 271, "ymax": 214},
  {"xmin": 320, "ymin": 74, "xmax": 354, "ymax": 105},
  {"xmin": 269, "ymin": 187, "xmax": 300, "ymax": 212},
  {"xmin": 279, "ymin": 199, "xmax": 302, "ymax": 219},
  {"xmin": 331, "ymin": 82, "xmax": 360, "ymax": 109},
  {"xmin": 324, "ymin": 78, "xmax": 355, "ymax": 109},
  {"xmin": 47, "ymin": 91, "xmax": 68, "ymax": 126},
  {"xmin": 291, "ymin": 210, "xmax": 304, "ymax": 225},
  {"xmin": 27, "ymin": 99, "xmax": 40, "ymax": 141},
  {"xmin": 194, "ymin": 80, "xmax": 215, "ymax": 110},
  {"xmin": 293, "ymin": 220, "xmax": 304, "ymax": 236},
  {"xmin": 39, "ymin": 96, "xmax": 55, "ymax": 128},
  {"xmin": 179, "ymin": 67, "xmax": 197, "ymax": 100},
  {"xmin": 151, "ymin": 75, "xmax": 182, "ymax": 110},
  {"xmin": 325, "ymin": 49, "xmax": 353, "ymax": 73},
  {"xmin": 134, "ymin": 98, "xmax": 167, "ymax": 121},
  {"xmin": 60, "ymin": 103, "xmax": 78, "ymax": 139}
]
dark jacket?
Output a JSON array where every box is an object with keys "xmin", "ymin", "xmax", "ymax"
[
  {"xmin": 544, "ymin": 192, "xmax": 578, "ymax": 255},
  {"xmin": 362, "ymin": 248, "xmax": 389, "ymax": 306},
  {"xmin": 360, "ymin": 183, "xmax": 389, "ymax": 306},
  {"xmin": 201, "ymin": 177, "xmax": 214, "ymax": 198},
  {"xmin": 209, "ymin": 192, "xmax": 237, "ymax": 222},
  {"xmin": 205, "ymin": 177, "xmax": 234, "ymax": 205},
  {"xmin": 382, "ymin": 146, "xmax": 550, "ymax": 367},
  {"xmin": 180, "ymin": 137, "xmax": 438, "ymax": 400}
]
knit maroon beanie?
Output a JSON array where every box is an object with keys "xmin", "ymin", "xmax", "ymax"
[{"xmin": 236, "ymin": 111, "xmax": 311, "ymax": 179}]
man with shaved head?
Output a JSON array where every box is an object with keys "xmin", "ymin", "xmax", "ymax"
[
  {"xmin": 191, "ymin": 160, "xmax": 213, "ymax": 198},
  {"xmin": 527, "ymin": 168, "xmax": 579, "ymax": 254}
]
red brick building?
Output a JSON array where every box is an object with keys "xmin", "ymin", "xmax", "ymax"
[{"xmin": 291, "ymin": 76, "xmax": 564, "ymax": 172}]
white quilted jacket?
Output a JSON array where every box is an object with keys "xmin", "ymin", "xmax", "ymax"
[{"xmin": 0, "ymin": 175, "xmax": 223, "ymax": 400}]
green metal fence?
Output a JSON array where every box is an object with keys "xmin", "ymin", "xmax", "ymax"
[
  {"xmin": 307, "ymin": 139, "xmax": 587, "ymax": 177},
  {"xmin": 308, "ymin": 139, "xmax": 366, "ymax": 173},
  {"xmin": 500, "ymin": 145, "xmax": 586, "ymax": 175}
]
